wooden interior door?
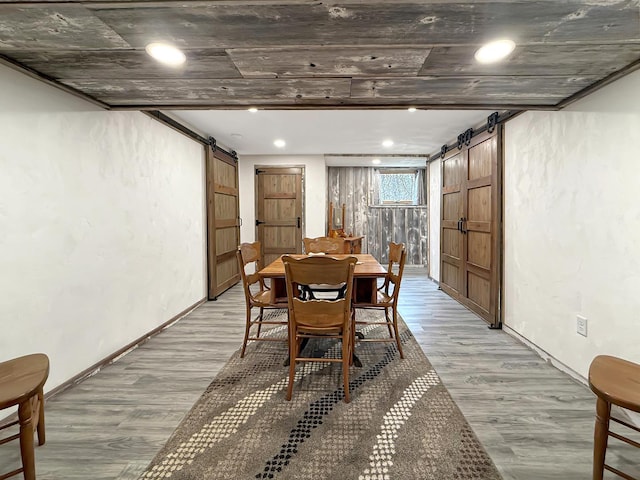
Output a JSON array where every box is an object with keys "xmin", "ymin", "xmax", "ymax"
[
  {"xmin": 440, "ymin": 128, "xmax": 502, "ymax": 326},
  {"xmin": 255, "ymin": 167, "xmax": 303, "ymax": 266},
  {"xmin": 440, "ymin": 149, "xmax": 465, "ymax": 294},
  {"xmin": 206, "ymin": 146, "xmax": 241, "ymax": 299}
]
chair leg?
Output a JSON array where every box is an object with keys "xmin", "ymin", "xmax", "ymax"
[
  {"xmin": 349, "ymin": 309, "xmax": 356, "ymax": 366},
  {"xmin": 385, "ymin": 307, "xmax": 394, "ymax": 338},
  {"xmin": 342, "ymin": 335, "xmax": 351, "ymax": 403},
  {"xmin": 36, "ymin": 389, "xmax": 46, "ymax": 446},
  {"xmin": 593, "ymin": 397, "xmax": 610, "ymax": 480},
  {"xmin": 286, "ymin": 335, "xmax": 298, "ymax": 401},
  {"xmin": 18, "ymin": 399, "xmax": 36, "ymax": 480},
  {"xmin": 256, "ymin": 307, "xmax": 264, "ymax": 338},
  {"xmin": 240, "ymin": 305, "xmax": 252, "ymax": 358},
  {"xmin": 392, "ymin": 307, "xmax": 404, "ymax": 359}
]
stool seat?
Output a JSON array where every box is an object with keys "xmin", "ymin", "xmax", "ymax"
[
  {"xmin": 0, "ymin": 353, "xmax": 49, "ymax": 480},
  {"xmin": 588, "ymin": 354, "xmax": 640, "ymax": 480},
  {"xmin": 589, "ymin": 355, "xmax": 640, "ymax": 413},
  {"xmin": 0, "ymin": 354, "xmax": 49, "ymax": 409}
]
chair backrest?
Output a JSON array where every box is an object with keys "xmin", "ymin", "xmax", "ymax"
[
  {"xmin": 237, "ymin": 241, "xmax": 264, "ymax": 301},
  {"xmin": 282, "ymin": 255, "xmax": 356, "ymax": 331},
  {"xmin": 303, "ymin": 236, "xmax": 345, "ymax": 254},
  {"xmin": 383, "ymin": 242, "xmax": 407, "ymax": 301}
]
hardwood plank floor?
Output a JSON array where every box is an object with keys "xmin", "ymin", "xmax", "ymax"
[{"xmin": 1, "ymin": 268, "xmax": 637, "ymax": 479}]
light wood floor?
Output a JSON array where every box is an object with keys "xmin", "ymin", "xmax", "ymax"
[{"xmin": 1, "ymin": 269, "xmax": 637, "ymax": 479}]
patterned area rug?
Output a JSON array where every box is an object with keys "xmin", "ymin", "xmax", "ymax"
[{"xmin": 139, "ymin": 311, "xmax": 502, "ymax": 480}]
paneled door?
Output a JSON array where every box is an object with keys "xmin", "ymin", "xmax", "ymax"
[
  {"xmin": 440, "ymin": 128, "xmax": 502, "ymax": 327},
  {"xmin": 206, "ymin": 146, "xmax": 240, "ymax": 299},
  {"xmin": 255, "ymin": 167, "xmax": 303, "ymax": 266},
  {"xmin": 441, "ymin": 149, "xmax": 465, "ymax": 294}
]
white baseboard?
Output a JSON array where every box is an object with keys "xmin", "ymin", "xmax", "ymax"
[
  {"xmin": 502, "ymin": 324, "xmax": 588, "ymax": 385},
  {"xmin": 502, "ymin": 324, "xmax": 640, "ymax": 427}
]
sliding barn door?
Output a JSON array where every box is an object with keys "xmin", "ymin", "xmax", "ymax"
[
  {"xmin": 441, "ymin": 149, "xmax": 465, "ymax": 294},
  {"xmin": 255, "ymin": 167, "xmax": 303, "ymax": 266},
  {"xmin": 440, "ymin": 128, "xmax": 502, "ymax": 326},
  {"xmin": 206, "ymin": 146, "xmax": 240, "ymax": 299}
]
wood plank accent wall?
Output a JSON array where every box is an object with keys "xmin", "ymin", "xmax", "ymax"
[
  {"xmin": 327, "ymin": 167, "xmax": 370, "ymax": 242},
  {"xmin": 368, "ymin": 206, "xmax": 428, "ymax": 266},
  {"xmin": 327, "ymin": 167, "xmax": 428, "ymax": 266}
]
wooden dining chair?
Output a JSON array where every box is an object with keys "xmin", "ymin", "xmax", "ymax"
[
  {"xmin": 588, "ymin": 355, "xmax": 640, "ymax": 480},
  {"xmin": 0, "ymin": 353, "xmax": 49, "ymax": 480},
  {"xmin": 303, "ymin": 236, "xmax": 345, "ymax": 255},
  {"xmin": 302, "ymin": 237, "xmax": 348, "ymax": 300},
  {"xmin": 282, "ymin": 255, "xmax": 357, "ymax": 403},
  {"xmin": 353, "ymin": 242, "xmax": 406, "ymax": 359},
  {"xmin": 237, "ymin": 241, "xmax": 288, "ymax": 358}
]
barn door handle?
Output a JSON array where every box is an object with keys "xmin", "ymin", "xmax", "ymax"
[
  {"xmin": 457, "ymin": 217, "xmax": 463, "ymax": 232},
  {"xmin": 461, "ymin": 217, "xmax": 467, "ymax": 234},
  {"xmin": 296, "ymin": 217, "xmax": 301, "ymax": 228}
]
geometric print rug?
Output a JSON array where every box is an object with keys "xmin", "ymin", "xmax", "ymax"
[{"xmin": 138, "ymin": 310, "xmax": 502, "ymax": 480}]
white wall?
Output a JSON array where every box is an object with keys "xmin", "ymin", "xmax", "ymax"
[
  {"xmin": 0, "ymin": 64, "xmax": 207, "ymax": 391},
  {"xmin": 238, "ymin": 155, "xmax": 327, "ymax": 245},
  {"xmin": 428, "ymin": 159, "xmax": 442, "ymax": 281},
  {"xmin": 504, "ymin": 69, "xmax": 640, "ymax": 379}
]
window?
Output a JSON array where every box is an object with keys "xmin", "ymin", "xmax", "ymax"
[{"xmin": 377, "ymin": 169, "xmax": 424, "ymax": 205}]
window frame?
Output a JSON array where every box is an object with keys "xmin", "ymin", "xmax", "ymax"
[{"xmin": 376, "ymin": 168, "xmax": 423, "ymax": 206}]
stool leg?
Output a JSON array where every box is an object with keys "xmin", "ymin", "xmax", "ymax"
[
  {"xmin": 37, "ymin": 388, "xmax": 46, "ymax": 445},
  {"xmin": 593, "ymin": 397, "xmax": 610, "ymax": 480},
  {"xmin": 18, "ymin": 399, "xmax": 36, "ymax": 480}
]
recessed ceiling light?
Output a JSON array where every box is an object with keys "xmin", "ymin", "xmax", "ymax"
[
  {"xmin": 474, "ymin": 39, "xmax": 516, "ymax": 64},
  {"xmin": 274, "ymin": 139, "xmax": 286, "ymax": 148},
  {"xmin": 408, "ymin": 107, "xmax": 417, "ymax": 113},
  {"xmin": 248, "ymin": 107, "xmax": 258, "ymax": 113},
  {"xmin": 231, "ymin": 133, "xmax": 243, "ymax": 140},
  {"xmin": 372, "ymin": 158, "xmax": 381, "ymax": 165},
  {"xmin": 382, "ymin": 139, "xmax": 394, "ymax": 148},
  {"xmin": 145, "ymin": 42, "xmax": 186, "ymax": 66}
]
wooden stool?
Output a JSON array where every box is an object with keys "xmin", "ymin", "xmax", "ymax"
[
  {"xmin": 588, "ymin": 355, "xmax": 640, "ymax": 480},
  {"xmin": 0, "ymin": 354, "xmax": 49, "ymax": 480}
]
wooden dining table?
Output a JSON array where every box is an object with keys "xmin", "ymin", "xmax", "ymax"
[
  {"xmin": 258, "ymin": 253, "xmax": 386, "ymax": 367},
  {"xmin": 258, "ymin": 253, "xmax": 387, "ymax": 305}
]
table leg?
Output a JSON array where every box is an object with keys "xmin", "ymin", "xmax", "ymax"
[
  {"xmin": 269, "ymin": 277, "xmax": 287, "ymax": 304},
  {"xmin": 354, "ymin": 278, "xmax": 376, "ymax": 304}
]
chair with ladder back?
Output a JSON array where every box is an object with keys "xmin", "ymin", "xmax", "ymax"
[
  {"xmin": 352, "ymin": 242, "xmax": 406, "ymax": 359},
  {"xmin": 237, "ymin": 241, "xmax": 288, "ymax": 357},
  {"xmin": 282, "ymin": 255, "xmax": 356, "ymax": 402}
]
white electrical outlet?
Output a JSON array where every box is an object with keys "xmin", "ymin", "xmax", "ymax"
[{"xmin": 577, "ymin": 315, "xmax": 588, "ymax": 337}]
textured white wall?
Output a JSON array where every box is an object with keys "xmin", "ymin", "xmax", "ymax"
[
  {"xmin": 0, "ymin": 64, "xmax": 207, "ymax": 391},
  {"xmin": 428, "ymin": 159, "xmax": 442, "ymax": 281},
  {"xmin": 504, "ymin": 69, "xmax": 640, "ymax": 378},
  {"xmin": 238, "ymin": 155, "xmax": 327, "ymax": 246}
]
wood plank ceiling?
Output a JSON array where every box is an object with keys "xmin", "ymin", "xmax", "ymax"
[{"xmin": 0, "ymin": 0, "xmax": 639, "ymax": 110}]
